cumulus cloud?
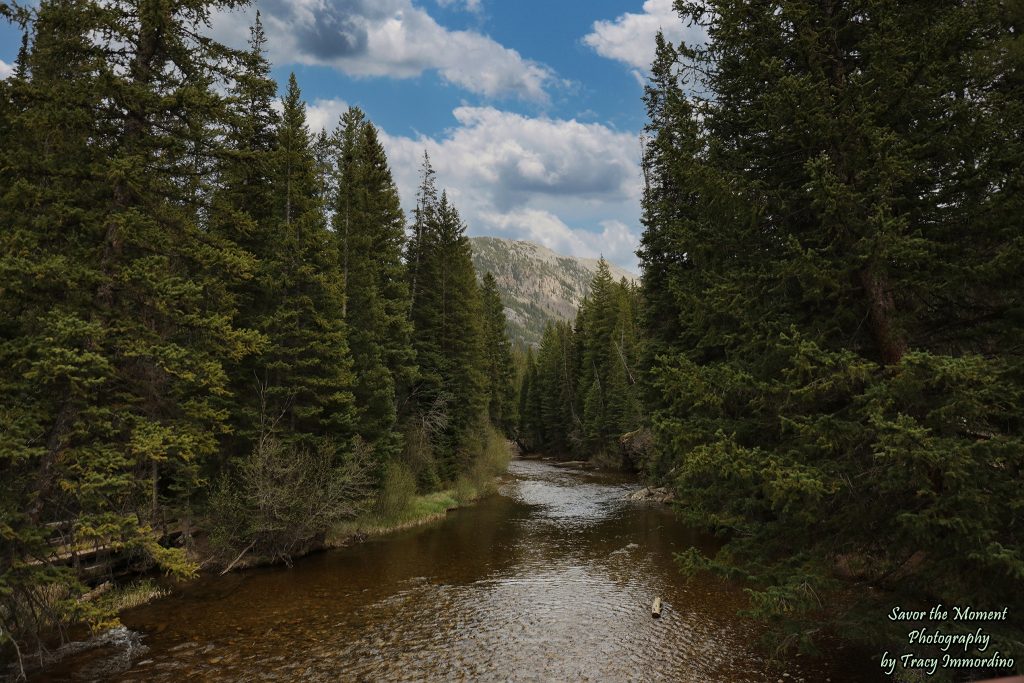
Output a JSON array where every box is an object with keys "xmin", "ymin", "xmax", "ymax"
[
  {"xmin": 305, "ymin": 97, "xmax": 350, "ymax": 133},
  {"xmin": 382, "ymin": 106, "xmax": 639, "ymax": 209},
  {"xmin": 436, "ymin": 0, "xmax": 481, "ymax": 12},
  {"xmin": 376, "ymin": 107, "xmax": 643, "ymax": 270},
  {"xmin": 212, "ymin": 0, "xmax": 554, "ymax": 101},
  {"xmin": 583, "ymin": 0, "xmax": 706, "ymax": 74},
  {"xmin": 0, "ymin": 60, "xmax": 13, "ymax": 80}
]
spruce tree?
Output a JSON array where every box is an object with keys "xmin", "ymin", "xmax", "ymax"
[
  {"xmin": 406, "ymin": 168, "xmax": 487, "ymax": 480},
  {"xmin": 331, "ymin": 107, "xmax": 415, "ymax": 462},
  {"xmin": 643, "ymin": 0, "xmax": 1024, "ymax": 665},
  {"xmin": 534, "ymin": 321, "xmax": 578, "ymax": 455},
  {"xmin": 516, "ymin": 347, "xmax": 540, "ymax": 450},
  {"xmin": 576, "ymin": 260, "xmax": 616, "ymax": 449},
  {"xmin": 406, "ymin": 151, "xmax": 438, "ymax": 319},
  {"xmin": 210, "ymin": 12, "xmax": 279, "ymax": 458},
  {"xmin": 1, "ymin": 0, "xmax": 258, "ymax": 653},
  {"xmin": 261, "ymin": 73, "xmax": 356, "ymax": 450},
  {"xmin": 480, "ymin": 272, "xmax": 516, "ymax": 434}
]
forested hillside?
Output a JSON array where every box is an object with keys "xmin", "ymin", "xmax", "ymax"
[
  {"xmin": 516, "ymin": 260, "xmax": 643, "ymax": 464},
  {"xmin": 469, "ymin": 236, "xmax": 636, "ymax": 347},
  {"xmin": 0, "ymin": 4, "xmax": 514, "ymax": 665}
]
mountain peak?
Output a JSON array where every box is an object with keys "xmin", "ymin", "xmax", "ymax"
[{"xmin": 469, "ymin": 236, "xmax": 638, "ymax": 347}]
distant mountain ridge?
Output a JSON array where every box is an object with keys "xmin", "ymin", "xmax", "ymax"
[{"xmin": 469, "ymin": 236, "xmax": 638, "ymax": 347}]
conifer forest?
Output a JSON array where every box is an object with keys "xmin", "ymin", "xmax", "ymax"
[{"xmin": 0, "ymin": 0, "xmax": 1021, "ymax": 681}]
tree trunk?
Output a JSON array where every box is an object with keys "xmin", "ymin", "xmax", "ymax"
[{"xmin": 859, "ymin": 265, "xmax": 906, "ymax": 366}]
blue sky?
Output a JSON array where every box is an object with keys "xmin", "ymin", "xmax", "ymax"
[{"xmin": 0, "ymin": 0, "xmax": 703, "ymax": 270}]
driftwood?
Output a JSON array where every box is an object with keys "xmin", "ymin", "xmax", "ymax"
[
  {"xmin": 78, "ymin": 581, "xmax": 112, "ymax": 603},
  {"xmin": 220, "ymin": 540, "xmax": 256, "ymax": 575},
  {"xmin": 651, "ymin": 597, "xmax": 662, "ymax": 618}
]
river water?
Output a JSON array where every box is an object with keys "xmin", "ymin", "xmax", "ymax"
[{"xmin": 38, "ymin": 459, "xmax": 877, "ymax": 682}]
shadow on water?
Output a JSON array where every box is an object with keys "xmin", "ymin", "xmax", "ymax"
[{"xmin": 35, "ymin": 459, "xmax": 881, "ymax": 682}]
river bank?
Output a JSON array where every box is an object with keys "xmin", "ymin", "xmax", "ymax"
[
  {"xmin": 30, "ymin": 459, "xmax": 881, "ymax": 682},
  {"xmin": 4, "ymin": 487, "xmax": 496, "ymax": 682},
  {"xmin": 5, "ymin": 445, "xmax": 510, "ymax": 682}
]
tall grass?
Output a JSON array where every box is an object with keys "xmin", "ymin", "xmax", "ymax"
[
  {"xmin": 375, "ymin": 462, "xmax": 417, "ymax": 519},
  {"xmin": 455, "ymin": 424, "xmax": 512, "ymax": 503}
]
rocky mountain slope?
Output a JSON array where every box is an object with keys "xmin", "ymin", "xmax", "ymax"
[{"xmin": 469, "ymin": 236, "xmax": 638, "ymax": 347}]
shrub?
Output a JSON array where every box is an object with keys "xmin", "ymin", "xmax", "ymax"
[
  {"xmin": 375, "ymin": 462, "xmax": 417, "ymax": 520},
  {"xmin": 209, "ymin": 437, "xmax": 372, "ymax": 566}
]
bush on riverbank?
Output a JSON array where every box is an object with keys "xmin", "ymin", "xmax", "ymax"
[{"xmin": 208, "ymin": 437, "xmax": 373, "ymax": 567}]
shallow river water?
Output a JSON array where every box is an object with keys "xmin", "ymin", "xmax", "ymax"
[{"xmin": 38, "ymin": 459, "xmax": 878, "ymax": 682}]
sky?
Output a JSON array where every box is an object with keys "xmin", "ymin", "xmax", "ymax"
[{"xmin": 0, "ymin": 0, "xmax": 704, "ymax": 271}]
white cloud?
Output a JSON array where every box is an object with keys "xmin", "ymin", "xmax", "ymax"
[
  {"xmin": 305, "ymin": 97, "xmax": 350, "ymax": 133},
  {"xmin": 583, "ymin": 0, "xmax": 706, "ymax": 74},
  {"xmin": 0, "ymin": 60, "xmax": 14, "ymax": 80},
  {"xmin": 436, "ymin": 0, "xmax": 481, "ymax": 12},
  {"xmin": 211, "ymin": 0, "xmax": 554, "ymax": 101},
  {"xmin": 377, "ymin": 107, "xmax": 643, "ymax": 271},
  {"xmin": 383, "ymin": 106, "xmax": 639, "ymax": 207}
]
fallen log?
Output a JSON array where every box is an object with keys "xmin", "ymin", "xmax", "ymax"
[
  {"xmin": 220, "ymin": 539, "xmax": 257, "ymax": 575},
  {"xmin": 78, "ymin": 581, "xmax": 112, "ymax": 603}
]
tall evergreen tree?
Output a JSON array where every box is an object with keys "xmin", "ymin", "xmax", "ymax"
[
  {"xmin": 643, "ymin": 0, "xmax": 1024, "ymax": 665},
  {"xmin": 0, "ymin": 0, "xmax": 258, "ymax": 653},
  {"xmin": 517, "ymin": 347, "xmax": 542, "ymax": 450},
  {"xmin": 406, "ymin": 170, "xmax": 487, "ymax": 480},
  {"xmin": 260, "ymin": 73, "xmax": 356, "ymax": 450},
  {"xmin": 575, "ymin": 259, "xmax": 619, "ymax": 451},
  {"xmin": 406, "ymin": 151, "xmax": 438, "ymax": 319},
  {"xmin": 331, "ymin": 107, "xmax": 416, "ymax": 462},
  {"xmin": 480, "ymin": 272, "xmax": 516, "ymax": 434},
  {"xmin": 210, "ymin": 12, "xmax": 279, "ymax": 457}
]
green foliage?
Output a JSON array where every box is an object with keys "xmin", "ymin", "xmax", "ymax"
[
  {"xmin": 640, "ymin": 0, "xmax": 1024, "ymax": 673},
  {"xmin": 256, "ymin": 73, "xmax": 357, "ymax": 449},
  {"xmin": 0, "ymin": 2, "xmax": 513, "ymax": 667},
  {"xmin": 330, "ymin": 108, "xmax": 416, "ymax": 466},
  {"xmin": 406, "ymin": 157, "xmax": 489, "ymax": 480},
  {"xmin": 375, "ymin": 462, "xmax": 418, "ymax": 519},
  {"xmin": 516, "ymin": 262, "xmax": 643, "ymax": 461},
  {"xmin": 1, "ymin": 0, "xmax": 256, "ymax": 659},
  {"xmin": 480, "ymin": 272, "xmax": 517, "ymax": 434}
]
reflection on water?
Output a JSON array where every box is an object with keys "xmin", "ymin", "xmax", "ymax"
[{"xmin": 37, "ymin": 460, "xmax": 876, "ymax": 682}]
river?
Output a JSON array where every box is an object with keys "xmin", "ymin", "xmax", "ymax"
[{"xmin": 37, "ymin": 459, "xmax": 878, "ymax": 681}]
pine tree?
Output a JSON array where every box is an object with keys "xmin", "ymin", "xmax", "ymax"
[
  {"xmin": 534, "ymin": 321, "xmax": 578, "ymax": 455},
  {"xmin": 480, "ymin": 272, "xmax": 516, "ymax": 434},
  {"xmin": 260, "ymin": 73, "xmax": 356, "ymax": 450},
  {"xmin": 210, "ymin": 12, "xmax": 279, "ymax": 457},
  {"xmin": 638, "ymin": 32, "xmax": 697, "ymax": 358},
  {"xmin": 406, "ymin": 151, "xmax": 438, "ymax": 319},
  {"xmin": 604, "ymin": 280, "xmax": 642, "ymax": 436},
  {"xmin": 644, "ymin": 0, "xmax": 1024, "ymax": 663},
  {"xmin": 517, "ymin": 347, "xmax": 541, "ymax": 450},
  {"xmin": 406, "ymin": 169, "xmax": 487, "ymax": 480},
  {"xmin": 331, "ymin": 107, "xmax": 415, "ymax": 462},
  {"xmin": 1, "ymin": 0, "xmax": 259, "ymax": 653},
  {"xmin": 577, "ymin": 262, "xmax": 622, "ymax": 454}
]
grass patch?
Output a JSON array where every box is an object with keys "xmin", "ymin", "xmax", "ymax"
[
  {"xmin": 329, "ymin": 490, "xmax": 459, "ymax": 543},
  {"xmin": 98, "ymin": 579, "xmax": 169, "ymax": 614}
]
